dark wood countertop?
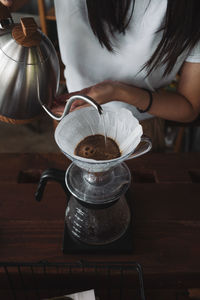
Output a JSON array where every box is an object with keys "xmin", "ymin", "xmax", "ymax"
[{"xmin": 0, "ymin": 152, "xmax": 200, "ymax": 298}]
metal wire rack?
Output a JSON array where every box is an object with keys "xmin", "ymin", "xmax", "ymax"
[{"xmin": 0, "ymin": 261, "xmax": 145, "ymax": 300}]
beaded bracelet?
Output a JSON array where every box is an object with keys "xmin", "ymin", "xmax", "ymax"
[{"xmin": 137, "ymin": 88, "xmax": 153, "ymax": 113}]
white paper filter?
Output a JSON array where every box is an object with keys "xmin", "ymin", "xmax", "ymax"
[{"xmin": 55, "ymin": 107, "xmax": 143, "ymax": 172}]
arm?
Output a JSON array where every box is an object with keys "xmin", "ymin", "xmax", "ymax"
[
  {"xmin": 128, "ymin": 61, "xmax": 200, "ymax": 122},
  {"xmin": 87, "ymin": 62, "xmax": 200, "ymax": 122},
  {"xmin": 54, "ymin": 62, "xmax": 200, "ymax": 123}
]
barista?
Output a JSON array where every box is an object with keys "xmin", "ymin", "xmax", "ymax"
[{"xmin": 2, "ymin": 0, "xmax": 200, "ymax": 149}]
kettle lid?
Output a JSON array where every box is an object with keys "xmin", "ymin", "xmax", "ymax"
[
  {"xmin": 0, "ymin": 3, "xmax": 41, "ymax": 47},
  {"xmin": 0, "ymin": 16, "xmax": 56, "ymax": 64}
]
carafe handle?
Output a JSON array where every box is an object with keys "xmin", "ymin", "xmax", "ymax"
[
  {"xmin": 35, "ymin": 168, "xmax": 70, "ymax": 202},
  {"xmin": 125, "ymin": 136, "xmax": 152, "ymax": 161}
]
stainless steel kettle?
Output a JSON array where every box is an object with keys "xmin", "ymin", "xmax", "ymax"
[
  {"xmin": 0, "ymin": 3, "xmax": 60, "ymax": 123},
  {"xmin": 0, "ymin": 4, "xmax": 103, "ymax": 123}
]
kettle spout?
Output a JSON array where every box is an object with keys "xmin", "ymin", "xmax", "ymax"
[
  {"xmin": 42, "ymin": 95, "xmax": 103, "ymax": 121},
  {"xmin": 36, "ymin": 76, "xmax": 103, "ymax": 120}
]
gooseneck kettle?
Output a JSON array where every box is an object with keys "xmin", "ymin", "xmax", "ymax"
[
  {"xmin": 0, "ymin": 3, "xmax": 61, "ymax": 123},
  {"xmin": 0, "ymin": 3, "xmax": 102, "ymax": 123}
]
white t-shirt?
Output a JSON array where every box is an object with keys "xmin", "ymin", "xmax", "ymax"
[{"xmin": 54, "ymin": 0, "xmax": 200, "ymax": 120}]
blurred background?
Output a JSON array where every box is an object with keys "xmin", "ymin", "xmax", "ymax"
[{"xmin": 0, "ymin": 0, "xmax": 200, "ymax": 153}]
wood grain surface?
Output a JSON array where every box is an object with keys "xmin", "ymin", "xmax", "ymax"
[{"xmin": 0, "ymin": 153, "xmax": 200, "ymax": 299}]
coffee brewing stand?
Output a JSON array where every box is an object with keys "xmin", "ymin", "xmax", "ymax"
[{"xmin": 35, "ymin": 97, "xmax": 152, "ymax": 254}]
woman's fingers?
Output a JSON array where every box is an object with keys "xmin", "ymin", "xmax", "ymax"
[
  {"xmin": 70, "ymin": 99, "xmax": 87, "ymax": 111},
  {"xmin": 54, "ymin": 93, "xmax": 69, "ymax": 105},
  {"xmin": 51, "ymin": 103, "xmax": 66, "ymax": 116},
  {"xmin": 52, "ymin": 96, "xmax": 88, "ymax": 116},
  {"xmin": 51, "ymin": 81, "xmax": 118, "ymax": 115}
]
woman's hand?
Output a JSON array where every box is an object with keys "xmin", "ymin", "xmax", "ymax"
[
  {"xmin": 70, "ymin": 80, "xmax": 120, "ymax": 111},
  {"xmin": 0, "ymin": 0, "xmax": 13, "ymax": 7},
  {"xmin": 52, "ymin": 80, "xmax": 126, "ymax": 116},
  {"xmin": 51, "ymin": 87, "xmax": 92, "ymax": 116}
]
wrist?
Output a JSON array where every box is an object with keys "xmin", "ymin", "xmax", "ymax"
[
  {"xmin": 119, "ymin": 83, "xmax": 153, "ymax": 112},
  {"xmin": 114, "ymin": 82, "xmax": 133, "ymax": 102},
  {"xmin": 137, "ymin": 88, "xmax": 153, "ymax": 113},
  {"xmin": 110, "ymin": 82, "xmax": 154, "ymax": 114}
]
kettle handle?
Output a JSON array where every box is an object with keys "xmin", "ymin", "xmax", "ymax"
[
  {"xmin": 0, "ymin": 2, "xmax": 11, "ymax": 19},
  {"xmin": 0, "ymin": 2, "xmax": 13, "ymax": 26}
]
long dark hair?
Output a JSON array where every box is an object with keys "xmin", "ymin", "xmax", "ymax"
[{"xmin": 86, "ymin": 0, "xmax": 200, "ymax": 76}]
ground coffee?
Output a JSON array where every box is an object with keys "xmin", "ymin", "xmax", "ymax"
[{"xmin": 75, "ymin": 134, "xmax": 121, "ymax": 160}]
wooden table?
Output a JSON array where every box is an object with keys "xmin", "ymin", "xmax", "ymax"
[{"xmin": 0, "ymin": 153, "xmax": 200, "ymax": 299}]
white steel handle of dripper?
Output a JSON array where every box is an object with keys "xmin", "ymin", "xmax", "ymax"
[{"xmin": 125, "ymin": 136, "xmax": 152, "ymax": 160}]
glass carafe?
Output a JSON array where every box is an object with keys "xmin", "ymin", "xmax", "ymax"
[{"xmin": 65, "ymin": 195, "xmax": 131, "ymax": 245}]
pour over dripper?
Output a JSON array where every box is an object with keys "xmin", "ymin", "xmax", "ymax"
[
  {"xmin": 54, "ymin": 106, "xmax": 152, "ymax": 205},
  {"xmin": 55, "ymin": 106, "xmax": 152, "ymax": 173}
]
